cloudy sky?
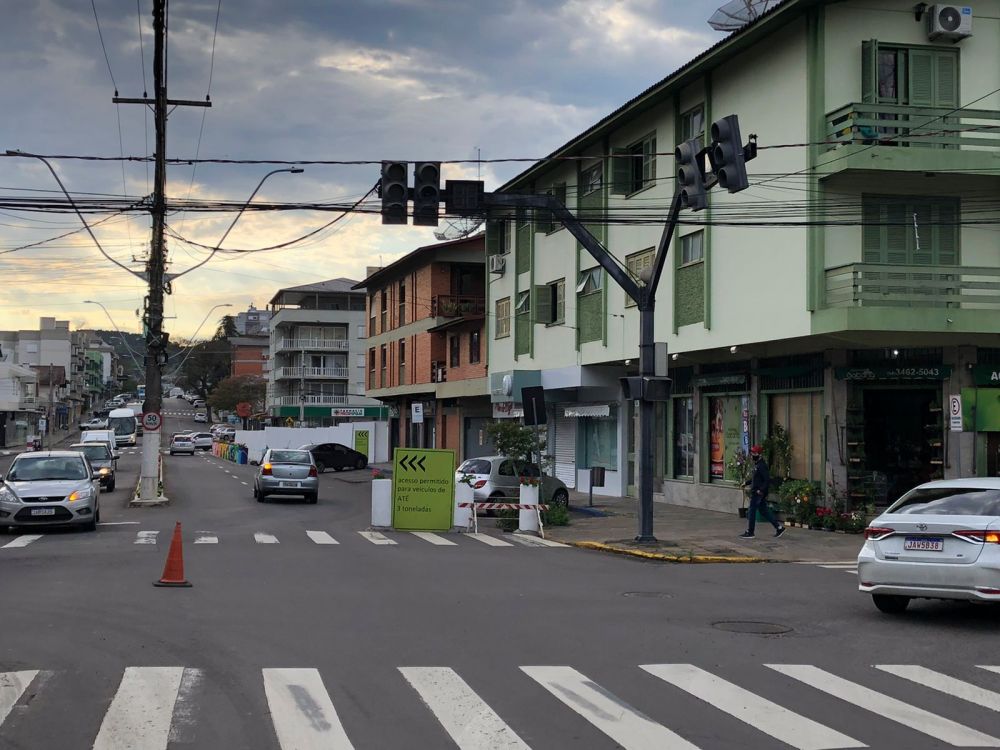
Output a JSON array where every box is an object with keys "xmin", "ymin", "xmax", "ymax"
[{"xmin": 0, "ymin": 0, "xmax": 727, "ymax": 338}]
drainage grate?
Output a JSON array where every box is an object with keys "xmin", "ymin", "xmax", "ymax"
[{"xmin": 712, "ymin": 620, "xmax": 792, "ymax": 635}]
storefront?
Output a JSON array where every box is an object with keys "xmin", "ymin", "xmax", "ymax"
[
  {"xmin": 962, "ymin": 365, "xmax": 1000, "ymax": 476},
  {"xmin": 697, "ymin": 371, "xmax": 750, "ymax": 485}
]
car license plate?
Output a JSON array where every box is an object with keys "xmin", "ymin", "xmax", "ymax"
[
  {"xmin": 904, "ymin": 536, "xmax": 944, "ymax": 551},
  {"xmin": 279, "ymin": 481, "xmax": 300, "ymax": 488},
  {"xmin": 31, "ymin": 508, "xmax": 56, "ymax": 516}
]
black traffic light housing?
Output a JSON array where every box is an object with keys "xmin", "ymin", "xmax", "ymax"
[
  {"xmin": 675, "ymin": 138, "xmax": 707, "ymax": 211},
  {"xmin": 710, "ymin": 115, "xmax": 750, "ymax": 193},
  {"xmin": 380, "ymin": 161, "xmax": 408, "ymax": 225},
  {"xmin": 413, "ymin": 162, "xmax": 441, "ymax": 226},
  {"xmin": 620, "ymin": 376, "xmax": 672, "ymax": 402}
]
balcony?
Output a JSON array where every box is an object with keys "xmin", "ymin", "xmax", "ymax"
[
  {"xmin": 272, "ymin": 394, "xmax": 348, "ymax": 407},
  {"xmin": 275, "ymin": 338, "xmax": 350, "ymax": 352},
  {"xmin": 431, "ymin": 295, "xmax": 485, "ymax": 318},
  {"xmin": 431, "ymin": 361, "xmax": 447, "ymax": 383},
  {"xmin": 826, "ymin": 263, "xmax": 1000, "ymax": 308},
  {"xmin": 275, "ymin": 366, "xmax": 350, "ymax": 380}
]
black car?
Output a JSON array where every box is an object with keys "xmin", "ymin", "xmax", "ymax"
[
  {"xmin": 300, "ymin": 442, "xmax": 368, "ymax": 473},
  {"xmin": 70, "ymin": 442, "xmax": 117, "ymax": 492}
]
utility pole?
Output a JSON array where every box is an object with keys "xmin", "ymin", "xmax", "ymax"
[{"xmin": 114, "ymin": 0, "xmax": 210, "ymax": 501}]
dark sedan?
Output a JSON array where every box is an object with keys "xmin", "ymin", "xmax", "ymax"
[{"xmin": 300, "ymin": 442, "xmax": 368, "ymax": 473}]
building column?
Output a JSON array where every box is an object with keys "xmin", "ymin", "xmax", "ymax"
[{"xmin": 825, "ymin": 348, "xmax": 848, "ymax": 497}]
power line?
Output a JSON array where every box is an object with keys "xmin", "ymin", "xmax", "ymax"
[{"xmin": 90, "ymin": 0, "xmax": 118, "ymax": 94}]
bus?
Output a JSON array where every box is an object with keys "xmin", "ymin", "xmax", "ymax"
[
  {"xmin": 137, "ymin": 384, "xmax": 146, "ymax": 400},
  {"xmin": 108, "ymin": 407, "xmax": 138, "ymax": 447}
]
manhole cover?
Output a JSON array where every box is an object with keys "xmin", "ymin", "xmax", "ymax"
[
  {"xmin": 712, "ymin": 620, "xmax": 792, "ymax": 635},
  {"xmin": 622, "ymin": 591, "xmax": 672, "ymax": 599}
]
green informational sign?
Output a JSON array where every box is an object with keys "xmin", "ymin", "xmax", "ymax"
[
  {"xmin": 354, "ymin": 429, "xmax": 370, "ymax": 458},
  {"xmin": 961, "ymin": 386, "xmax": 1000, "ymax": 432},
  {"xmin": 391, "ymin": 448, "xmax": 455, "ymax": 531}
]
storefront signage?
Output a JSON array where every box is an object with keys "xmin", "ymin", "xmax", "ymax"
[
  {"xmin": 563, "ymin": 404, "xmax": 611, "ymax": 418},
  {"xmin": 493, "ymin": 402, "xmax": 524, "ymax": 419},
  {"xmin": 391, "ymin": 447, "xmax": 454, "ymax": 531},
  {"xmin": 694, "ymin": 373, "xmax": 747, "ymax": 388},
  {"xmin": 972, "ymin": 365, "xmax": 1000, "ymax": 386},
  {"xmin": 834, "ymin": 366, "xmax": 952, "ymax": 381},
  {"xmin": 331, "ymin": 406, "xmax": 388, "ymax": 418}
]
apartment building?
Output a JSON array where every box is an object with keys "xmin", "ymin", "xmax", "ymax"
[
  {"xmin": 0, "ymin": 361, "xmax": 38, "ymax": 448},
  {"xmin": 229, "ymin": 335, "xmax": 269, "ymax": 377},
  {"xmin": 266, "ymin": 278, "xmax": 383, "ymax": 425},
  {"xmin": 356, "ymin": 234, "xmax": 489, "ymax": 461},
  {"xmin": 487, "ymin": 0, "xmax": 1000, "ymax": 510}
]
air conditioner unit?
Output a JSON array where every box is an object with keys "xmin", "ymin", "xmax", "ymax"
[
  {"xmin": 488, "ymin": 254, "xmax": 506, "ymax": 274},
  {"xmin": 927, "ymin": 5, "xmax": 972, "ymax": 42}
]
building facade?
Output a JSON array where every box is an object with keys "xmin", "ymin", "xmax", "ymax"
[
  {"xmin": 357, "ymin": 235, "xmax": 490, "ymax": 463},
  {"xmin": 488, "ymin": 0, "xmax": 1000, "ymax": 511},
  {"xmin": 0, "ymin": 362, "xmax": 38, "ymax": 448},
  {"xmin": 229, "ymin": 335, "xmax": 270, "ymax": 378},
  {"xmin": 234, "ymin": 304, "xmax": 271, "ymax": 336}
]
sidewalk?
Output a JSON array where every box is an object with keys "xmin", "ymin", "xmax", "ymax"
[{"xmin": 546, "ymin": 491, "xmax": 865, "ymax": 563}]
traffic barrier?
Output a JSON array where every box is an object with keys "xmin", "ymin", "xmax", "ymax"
[
  {"xmin": 458, "ymin": 501, "xmax": 549, "ymax": 536},
  {"xmin": 153, "ymin": 522, "xmax": 192, "ymax": 587},
  {"xmin": 212, "ymin": 441, "xmax": 248, "ymax": 464}
]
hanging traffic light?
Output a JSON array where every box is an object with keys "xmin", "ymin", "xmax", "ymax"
[
  {"xmin": 710, "ymin": 115, "xmax": 750, "ymax": 193},
  {"xmin": 412, "ymin": 162, "xmax": 441, "ymax": 226},
  {"xmin": 380, "ymin": 161, "xmax": 408, "ymax": 225},
  {"xmin": 675, "ymin": 138, "xmax": 707, "ymax": 211}
]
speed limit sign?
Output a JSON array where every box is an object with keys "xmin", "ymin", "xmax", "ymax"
[{"xmin": 142, "ymin": 411, "xmax": 162, "ymax": 432}]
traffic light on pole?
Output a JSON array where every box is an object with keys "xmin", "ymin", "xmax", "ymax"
[
  {"xmin": 380, "ymin": 161, "xmax": 408, "ymax": 225},
  {"xmin": 675, "ymin": 138, "xmax": 707, "ymax": 211},
  {"xmin": 412, "ymin": 162, "xmax": 441, "ymax": 226},
  {"xmin": 710, "ymin": 115, "xmax": 749, "ymax": 193}
]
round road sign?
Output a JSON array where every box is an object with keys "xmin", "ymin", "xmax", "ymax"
[{"xmin": 142, "ymin": 411, "xmax": 162, "ymax": 431}]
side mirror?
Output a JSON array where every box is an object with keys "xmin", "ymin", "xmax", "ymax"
[
  {"xmin": 249, "ymin": 460, "xmax": 259, "ymax": 466},
  {"xmin": 114, "ymin": 452, "xmax": 122, "ymax": 460},
  {"xmin": 91, "ymin": 471, "xmax": 100, "ymax": 480}
]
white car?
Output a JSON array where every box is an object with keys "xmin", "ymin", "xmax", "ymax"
[
  {"xmin": 189, "ymin": 432, "xmax": 214, "ymax": 450},
  {"xmin": 858, "ymin": 478, "xmax": 1000, "ymax": 613},
  {"xmin": 194, "ymin": 413, "xmax": 207, "ymax": 423},
  {"xmin": 169, "ymin": 433, "xmax": 196, "ymax": 456}
]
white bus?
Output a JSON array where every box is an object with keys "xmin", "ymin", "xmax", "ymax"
[{"xmin": 108, "ymin": 407, "xmax": 138, "ymax": 447}]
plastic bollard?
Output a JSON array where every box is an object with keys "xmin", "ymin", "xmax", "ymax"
[{"xmin": 518, "ymin": 483, "xmax": 540, "ymax": 533}]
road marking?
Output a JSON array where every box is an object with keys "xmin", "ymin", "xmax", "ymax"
[
  {"xmin": 241, "ymin": 481, "xmax": 248, "ymax": 486},
  {"xmin": 93, "ymin": 667, "xmax": 184, "ymax": 750},
  {"xmin": 98, "ymin": 521, "xmax": 141, "ymax": 526},
  {"xmin": 877, "ymin": 665, "xmax": 1000, "ymax": 712},
  {"xmin": 521, "ymin": 666, "xmax": 699, "ymax": 750},
  {"xmin": 399, "ymin": 667, "xmax": 529, "ymax": 749},
  {"xmin": 767, "ymin": 664, "xmax": 1000, "ymax": 747},
  {"xmin": 0, "ymin": 670, "xmax": 39, "ymax": 729},
  {"xmin": 358, "ymin": 531, "xmax": 396, "ymax": 545},
  {"xmin": 410, "ymin": 531, "xmax": 457, "ymax": 546},
  {"xmin": 263, "ymin": 668, "xmax": 355, "ymax": 749},
  {"xmin": 506, "ymin": 534, "xmax": 569, "ymax": 548},
  {"xmin": 466, "ymin": 533, "xmax": 514, "ymax": 547},
  {"xmin": 254, "ymin": 532, "xmax": 279, "ymax": 544},
  {"xmin": 981, "ymin": 666, "xmax": 1000, "ymax": 675},
  {"xmin": 818, "ymin": 563, "xmax": 858, "ymax": 569},
  {"xmin": 306, "ymin": 531, "xmax": 339, "ymax": 545},
  {"xmin": 641, "ymin": 664, "xmax": 864, "ymax": 750},
  {"xmin": 2, "ymin": 535, "xmax": 43, "ymax": 549},
  {"xmin": 135, "ymin": 531, "xmax": 159, "ymax": 545},
  {"xmin": 231, "ymin": 475, "xmax": 239, "ymax": 480},
  {"xmin": 194, "ymin": 532, "xmax": 218, "ymax": 544}
]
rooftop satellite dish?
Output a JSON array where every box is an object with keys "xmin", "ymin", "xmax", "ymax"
[
  {"xmin": 708, "ymin": 0, "xmax": 780, "ymax": 31},
  {"xmin": 433, "ymin": 215, "xmax": 485, "ymax": 242}
]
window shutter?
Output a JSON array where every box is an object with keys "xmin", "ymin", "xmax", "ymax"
[
  {"xmin": 611, "ymin": 148, "xmax": 631, "ymax": 194},
  {"xmin": 643, "ymin": 135, "xmax": 657, "ymax": 184},
  {"xmin": 885, "ymin": 202, "xmax": 908, "ymax": 265},
  {"xmin": 935, "ymin": 200, "xmax": 959, "ymax": 266},
  {"xmin": 556, "ymin": 280, "xmax": 565, "ymax": 322},
  {"xmin": 861, "ymin": 199, "xmax": 882, "ymax": 263},
  {"xmin": 908, "ymin": 50, "xmax": 934, "ymax": 107},
  {"xmin": 912, "ymin": 202, "xmax": 933, "ymax": 266},
  {"xmin": 486, "ymin": 218, "xmax": 502, "ymax": 255},
  {"xmin": 534, "ymin": 285, "xmax": 551, "ymax": 325},
  {"xmin": 861, "ymin": 40, "xmax": 878, "ymax": 104},
  {"xmin": 934, "ymin": 51, "xmax": 958, "ymax": 108}
]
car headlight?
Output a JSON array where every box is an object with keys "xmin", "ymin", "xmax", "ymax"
[
  {"xmin": 67, "ymin": 488, "xmax": 93, "ymax": 503},
  {"xmin": 0, "ymin": 486, "xmax": 18, "ymax": 503},
  {"xmin": 98, "ymin": 467, "xmax": 110, "ymax": 475}
]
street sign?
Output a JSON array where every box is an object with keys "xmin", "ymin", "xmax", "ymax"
[
  {"xmin": 142, "ymin": 411, "xmax": 162, "ymax": 432},
  {"xmin": 391, "ymin": 447, "xmax": 455, "ymax": 531},
  {"xmin": 949, "ymin": 394, "xmax": 963, "ymax": 432},
  {"xmin": 38, "ymin": 418, "xmax": 47, "ymax": 433},
  {"xmin": 284, "ymin": 417, "xmax": 295, "ymax": 427},
  {"xmin": 236, "ymin": 402, "xmax": 252, "ymax": 418},
  {"xmin": 411, "ymin": 402, "xmax": 424, "ymax": 424},
  {"xmin": 354, "ymin": 429, "xmax": 370, "ymax": 458}
]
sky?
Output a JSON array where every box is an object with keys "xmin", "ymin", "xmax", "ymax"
[{"xmin": 0, "ymin": 0, "xmax": 728, "ymax": 339}]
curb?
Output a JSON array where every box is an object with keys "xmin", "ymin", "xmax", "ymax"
[{"xmin": 569, "ymin": 541, "xmax": 768, "ymax": 564}]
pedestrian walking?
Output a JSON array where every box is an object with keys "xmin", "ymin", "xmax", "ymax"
[{"xmin": 739, "ymin": 444, "xmax": 785, "ymax": 539}]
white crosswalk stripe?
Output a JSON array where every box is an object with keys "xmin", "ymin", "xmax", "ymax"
[
  {"xmin": 254, "ymin": 532, "xmax": 279, "ymax": 544},
  {"xmin": 466, "ymin": 533, "xmax": 514, "ymax": 547},
  {"xmin": 263, "ymin": 668, "xmax": 354, "ymax": 749},
  {"xmin": 193, "ymin": 532, "xmax": 218, "ymax": 544},
  {"xmin": 134, "ymin": 531, "xmax": 159, "ymax": 545},
  {"xmin": 876, "ymin": 665, "xmax": 1000, "ymax": 712},
  {"xmin": 410, "ymin": 531, "xmax": 457, "ymax": 546},
  {"xmin": 92, "ymin": 667, "xmax": 185, "ymax": 750},
  {"xmin": 981, "ymin": 666, "xmax": 1000, "ymax": 676},
  {"xmin": 506, "ymin": 534, "xmax": 569, "ymax": 548},
  {"xmin": 767, "ymin": 664, "xmax": 1000, "ymax": 747},
  {"xmin": 1, "ymin": 535, "xmax": 43, "ymax": 549},
  {"xmin": 521, "ymin": 665, "xmax": 700, "ymax": 750},
  {"xmin": 0, "ymin": 670, "xmax": 38, "ymax": 729},
  {"xmin": 358, "ymin": 531, "xmax": 396, "ymax": 545},
  {"xmin": 306, "ymin": 530, "xmax": 339, "ymax": 545},
  {"xmin": 400, "ymin": 667, "xmax": 529, "ymax": 749}
]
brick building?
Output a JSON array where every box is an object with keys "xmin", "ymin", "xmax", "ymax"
[
  {"xmin": 229, "ymin": 335, "xmax": 269, "ymax": 377},
  {"xmin": 356, "ymin": 234, "xmax": 490, "ymax": 463}
]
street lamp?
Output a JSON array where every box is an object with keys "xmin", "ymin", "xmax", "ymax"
[
  {"xmin": 172, "ymin": 167, "xmax": 304, "ymax": 279},
  {"xmin": 83, "ymin": 300, "xmax": 144, "ymax": 375}
]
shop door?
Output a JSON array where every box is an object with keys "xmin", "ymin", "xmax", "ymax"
[
  {"xmin": 554, "ymin": 414, "xmax": 577, "ymax": 488},
  {"xmin": 863, "ymin": 388, "xmax": 941, "ymax": 503},
  {"xmin": 987, "ymin": 433, "xmax": 1000, "ymax": 476},
  {"xmin": 464, "ymin": 417, "xmax": 493, "ymax": 460}
]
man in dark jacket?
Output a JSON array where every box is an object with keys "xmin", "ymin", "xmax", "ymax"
[{"xmin": 740, "ymin": 444, "xmax": 785, "ymax": 539}]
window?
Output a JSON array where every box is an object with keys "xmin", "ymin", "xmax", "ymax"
[
  {"xmin": 515, "ymin": 290, "xmax": 530, "ymax": 315},
  {"xmin": 514, "ymin": 291, "xmax": 531, "ymax": 356},
  {"xmin": 398, "ymin": 281, "xmax": 406, "ymax": 327},
  {"xmin": 768, "ymin": 392, "xmax": 822, "ymax": 481},
  {"xmin": 495, "ymin": 297, "xmax": 511, "ymax": 338},
  {"xmin": 673, "ymin": 397, "xmax": 695, "ymax": 478},
  {"xmin": 625, "ymin": 250, "xmax": 654, "ymax": 307},
  {"xmin": 486, "ymin": 218, "xmax": 510, "ymax": 256},
  {"xmin": 368, "ymin": 348, "xmax": 375, "ymax": 388},
  {"xmin": 379, "ymin": 344, "xmax": 387, "ymax": 386},
  {"xmin": 356, "ymin": 354, "xmax": 365, "ymax": 368},
  {"xmin": 577, "ymin": 268, "xmax": 603, "ymax": 343},
  {"xmin": 680, "ymin": 231, "xmax": 704, "ymax": 265},
  {"xmin": 583, "ymin": 407, "xmax": 618, "ymax": 470},
  {"xmin": 576, "ymin": 267, "xmax": 603, "ymax": 294},
  {"xmin": 469, "ymin": 328, "xmax": 481, "ymax": 364},
  {"xmin": 862, "ymin": 195, "xmax": 959, "ymax": 269},
  {"xmin": 889, "ymin": 487, "xmax": 1000, "ymax": 516},
  {"xmin": 356, "ymin": 325, "xmax": 365, "ymax": 339},
  {"xmin": 681, "ymin": 105, "xmax": 705, "ymax": 144},
  {"xmin": 398, "ymin": 339, "xmax": 406, "ymax": 385},
  {"xmin": 368, "ymin": 295, "xmax": 376, "ymax": 335},
  {"xmin": 612, "ymin": 133, "xmax": 657, "ymax": 195},
  {"xmin": 449, "ymin": 335, "xmax": 460, "ymax": 368},
  {"xmin": 380, "ymin": 291, "xmax": 388, "ymax": 332},
  {"xmin": 537, "ymin": 183, "xmax": 567, "ymax": 234},
  {"xmin": 580, "ymin": 163, "xmax": 603, "ymax": 197},
  {"xmin": 543, "ymin": 279, "xmax": 565, "ymax": 324},
  {"xmin": 708, "ymin": 395, "xmax": 748, "ymax": 482}
]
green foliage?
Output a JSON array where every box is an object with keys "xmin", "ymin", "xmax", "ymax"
[
  {"xmin": 484, "ymin": 420, "xmax": 546, "ymax": 474},
  {"xmin": 543, "ymin": 502, "xmax": 569, "ymax": 526},
  {"xmin": 762, "ymin": 422, "xmax": 793, "ymax": 480},
  {"xmin": 208, "ymin": 375, "xmax": 266, "ymax": 412},
  {"xmin": 778, "ymin": 479, "xmax": 822, "ymax": 524},
  {"xmin": 495, "ymin": 509, "xmax": 518, "ymax": 532},
  {"xmin": 215, "ymin": 315, "xmax": 239, "ymax": 340}
]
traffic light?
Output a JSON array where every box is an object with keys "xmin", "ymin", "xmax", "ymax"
[
  {"xmin": 380, "ymin": 161, "xmax": 408, "ymax": 225},
  {"xmin": 619, "ymin": 376, "xmax": 672, "ymax": 401},
  {"xmin": 675, "ymin": 138, "xmax": 707, "ymax": 211},
  {"xmin": 412, "ymin": 162, "xmax": 441, "ymax": 226},
  {"xmin": 710, "ymin": 115, "xmax": 749, "ymax": 193}
]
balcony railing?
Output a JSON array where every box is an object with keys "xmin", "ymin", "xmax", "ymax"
[
  {"xmin": 431, "ymin": 361, "xmax": 447, "ymax": 383},
  {"xmin": 431, "ymin": 295, "xmax": 485, "ymax": 318},
  {"xmin": 272, "ymin": 394, "xmax": 348, "ymax": 406},
  {"xmin": 275, "ymin": 338, "xmax": 350, "ymax": 352},
  {"xmin": 826, "ymin": 263, "xmax": 1000, "ymax": 308},
  {"xmin": 275, "ymin": 366, "xmax": 349, "ymax": 380},
  {"xmin": 826, "ymin": 103, "xmax": 1000, "ymax": 151}
]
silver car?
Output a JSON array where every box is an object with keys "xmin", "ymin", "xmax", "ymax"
[
  {"xmin": 254, "ymin": 448, "xmax": 319, "ymax": 503},
  {"xmin": 0, "ymin": 451, "xmax": 100, "ymax": 531},
  {"xmin": 455, "ymin": 456, "xmax": 569, "ymax": 507},
  {"xmin": 169, "ymin": 433, "xmax": 196, "ymax": 455},
  {"xmin": 188, "ymin": 432, "xmax": 214, "ymax": 451},
  {"xmin": 858, "ymin": 478, "xmax": 1000, "ymax": 613}
]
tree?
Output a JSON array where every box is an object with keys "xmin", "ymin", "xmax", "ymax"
[
  {"xmin": 208, "ymin": 375, "xmax": 266, "ymax": 413},
  {"xmin": 176, "ymin": 339, "xmax": 230, "ymax": 419},
  {"xmin": 215, "ymin": 314, "xmax": 238, "ymax": 340},
  {"xmin": 484, "ymin": 420, "xmax": 546, "ymax": 475}
]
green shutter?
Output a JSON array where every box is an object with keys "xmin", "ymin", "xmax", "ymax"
[
  {"xmin": 675, "ymin": 263, "xmax": 705, "ymax": 327},
  {"xmin": 515, "ymin": 209, "xmax": 531, "ymax": 275},
  {"xmin": 909, "ymin": 50, "xmax": 934, "ymax": 107},
  {"xmin": 936, "ymin": 200, "xmax": 959, "ymax": 266},
  {"xmin": 611, "ymin": 148, "xmax": 631, "ymax": 194},
  {"xmin": 555, "ymin": 279, "xmax": 565, "ymax": 322},
  {"xmin": 935, "ymin": 51, "xmax": 958, "ymax": 107},
  {"xmin": 578, "ymin": 292, "xmax": 603, "ymax": 343},
  {"xmin": 515, "ymin": 314, "xmax": 531, "ymax": 356},
  {"xmin": 534, "ymin": 285, "xmax": 551, "ymax": 326},
  {"xmin": 578, "ymin": 164, "xmax": 606, "ymax": 245},
  {"xmin": 861, "ymin": 40, "xmax": 878, "ymax": 104},
  {"xmin": 535, "ymin": 202, "xmax": 552, "ymax": 234},
  {"xmin": 885, "ymin": 201, "xmax": 908, "ymax": 264},
  {"xmin": 861, "ymin": 198, "xmax": 882, "ymax": 262},
  {"xmin": 912, "ymin": 202, "xmax": 933, "ymax": 266},
  {"xmin": 486, "ymin": 218, "xmax": 502, "ymax": 255}
]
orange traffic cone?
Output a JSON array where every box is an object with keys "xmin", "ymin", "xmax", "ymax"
[{"xmin": 154, "ymin": 521, "xmax": 192, "ymax": 587}]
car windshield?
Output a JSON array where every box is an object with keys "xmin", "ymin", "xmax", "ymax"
[
  {"xmin": 270, "ymin": 450, "xmax": 311, "ymax": 464},
  {"xmin": 78, "ymin": 445, "xmax": 111, "ymax": 461},
  {"xmin": 887, "ymin": 487, "xmax": 1000, "ymax": 516},
  {"xmin": 458, "ymin": 459, "xmax": 491, "ymax": 475},
  {"xmin": 172, "ymin": 435, "xmax": 192, "ymax": 443},
  {"xmin": 9, "ymin": 457, "xmax": 87, "ymax": 481}
]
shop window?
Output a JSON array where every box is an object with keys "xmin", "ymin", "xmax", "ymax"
[
  {"xmin": 673, "ymin": 397, "xmax": 695, "ymax": 478},
  {"xmin": 708, "ymin": 395, "xmax": 749, "ymax": 482},
  {"xmin": 768, "ymin": 392, "xmax": 823, "ymax": 481},
  {"xmin": 583, "ymin": 407, "xmax": 618, "ymax": 470}
]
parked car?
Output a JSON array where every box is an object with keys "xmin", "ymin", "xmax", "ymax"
[
  {"xmin": 189, "ymin": 432, "xmax": 214, "ymax": 450},
  {"xmin": 0, "ymin": 451, "xmax": 101, "ymax": 531},
  {"xmin": 216, "ymin": 427, "xmax": 236, "ymax": 442},
  {"xmin": 80, "ymin": 417, "xmax": 108, "ymax": 430},
  {"xmin": 169, "ymin": 434, "xmax": 196, "ymax": 456},
  {"xmin": 300, "ymin": 442, "xmax": 368, "ymax": 473},
  {"xmin": 454, "ymin": 456, "xmax": 569, "ymax": 507},
  {"xmin": 253, "ymin": 448, "xmax": 319, "ymax": 503},
  {"xmin": 192, "ymin": 399, "xmax": 206, "ymax": 409},
  {"xmin": 71, "ymin": 442, "xmax": 117, "ymax": 492},
  {"xmin": 858, "ymin": 478, "xmax": 1000, "ymax": 614},
  {"xmin": 194, "ymin": 412, "xmax": 207, "ymax": 423}
]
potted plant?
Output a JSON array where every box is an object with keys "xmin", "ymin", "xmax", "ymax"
[{"xmin": 727, "ymin": 448, "xmax": 754, "ymax": 518}]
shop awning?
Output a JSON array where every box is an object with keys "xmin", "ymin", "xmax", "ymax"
[{"xmin": 563, "ymin": 404, "xmax": 610, "ymax": 418}]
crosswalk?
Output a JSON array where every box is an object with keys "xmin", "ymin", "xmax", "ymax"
[
  {"xmin": 2, "ymin": 662, "xmax": 999, "ymax": 749},
  {"xmin": 1, "ymin": 528, "xmax": 570, "ymax": 550}
]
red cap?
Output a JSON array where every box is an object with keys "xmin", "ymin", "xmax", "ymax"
[{"xmin": 750, "ymin": 445, "xmax": 764, "ymax": 456}]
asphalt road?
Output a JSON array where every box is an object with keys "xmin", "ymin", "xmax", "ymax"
[{"xmin": 1, "ymin": 398, "xmax": 999, "ymax": 749}]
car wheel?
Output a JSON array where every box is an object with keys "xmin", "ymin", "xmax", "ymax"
[
  {"xmin": 83, "ymin": 515, "xmax": 97, "ymax": 532},
  {"xmin": 107, "ymin": 478, "xmax": 116, "ymax": 492},
  {"xmin": 315, "ymin": 461, "xmax": 326, "ymax": 474},
  {"xmin": 307, "ymin": 493, "xmax": 318, "ymax": 504},
  {"xmin": 552, "ymin": 489, "xmax": 569, "ymax": 507},
  {"xmin": 355, "ymin": 457, "xmax": 367, "ymax": 470},
  {"xmin": 872, "ymin": 594, "xmax": 910, "ymax": 614},
  {"xmin": 169, "ymin": 451, "xmax": 174, "ymax": 455}
]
